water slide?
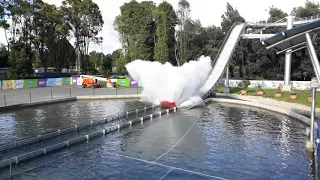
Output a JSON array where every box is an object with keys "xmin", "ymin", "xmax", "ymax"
[{"xmin": 200, "ymin": 23, "xmax": 246, "ymax": 98}]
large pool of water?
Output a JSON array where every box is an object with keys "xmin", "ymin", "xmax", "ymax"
[
  {"xmin": 6, "ymin": 102, "xmax": 312, "ymax": 180},
  {"xmin": 0, "ymin": 99, "xmax": 150, "ymax": 145}
]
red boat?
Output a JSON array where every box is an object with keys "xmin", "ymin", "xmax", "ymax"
[{"xmin": 160, "ymin": 101, "xmax": 177, "ymax": 108}]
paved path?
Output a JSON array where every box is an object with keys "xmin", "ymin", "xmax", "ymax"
[
  {"xmin": 217, "ymin": 93, "xmax": 319, "ymax": 118},
  {"xmin": 0, "ymin": 86, "xmax": 142, "ymax": 107}
]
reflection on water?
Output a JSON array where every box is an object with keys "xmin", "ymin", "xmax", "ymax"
[
  {"xmin": 7, "ymin": 102, "xmax": 314, "ymax": 179},
  {"xmin": 195, "ymin": 103, "xmax": 311, "ymax": 179},
  {"xmin": 0, "ymin": 99, "xmax": 149, "ymax": 145}
]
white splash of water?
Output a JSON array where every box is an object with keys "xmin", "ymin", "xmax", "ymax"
[{"xmin": 125, "ymin": 56, "xmax": 212, "ymax": 107}]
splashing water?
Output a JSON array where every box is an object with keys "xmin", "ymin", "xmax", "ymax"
[{"xmin": 125, "ymin": 56, "xmax": 213, "ymax": 107}]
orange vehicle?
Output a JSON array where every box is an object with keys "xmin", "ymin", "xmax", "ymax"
[{"xmin": 81, "ymin": 78, "xmax": 101, "ymax": 88}]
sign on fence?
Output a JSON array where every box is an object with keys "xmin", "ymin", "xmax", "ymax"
[
  {"xmin": 3, "ymin": 80, "xmax": 15, "ymax": 90},
  {"xmin": 38, "ymin": 79, "xmax": 47, "ymax": 87},
  {"xmin": 72, "ymin": 77, "xmax": 78, "ymax": 86},
  {"xmin": 62, "ymin": 77, "xmax": 71, "ymax": 85},
  {"xmin": 23, "ymin": 79, "xmax": 38, "ymax": 88},
  {"xmin": 16, "ymin": 80, "xmax": 24, "ymax": 89},
  {"xmin": 130, "ymin": 79, "xmax": 138, "ymax": 87},
  {"xmin": 116, "ymin": 78, "xmax": 130, "ymax": 87}
]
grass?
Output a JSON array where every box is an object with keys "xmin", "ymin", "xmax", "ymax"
[{"xmin": 216, "ymin": 87, "xmax": 320, "ymax": 108}]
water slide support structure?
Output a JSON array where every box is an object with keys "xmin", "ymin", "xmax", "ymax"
[
  {"xmin": 283, "ymin": 16, "xmax": 294, "ymax": 91},
  {"xmin": 306, "ymin": 33, "xmax": 320, "ymax": 152},
  {"xmin": 224, "ymin": 64, "xmax": 230, "ymax": 93}
]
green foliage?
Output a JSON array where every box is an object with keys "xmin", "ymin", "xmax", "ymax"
[
  {"xmin": 114, "ymin": 54, "xmax": 128, "ymax": 74},
  {"xmin": 8, "ymin": 41, "xmax": 34, "ymax": 79},
  {"xmin": 292, "ymin": 1, "xmax": 320, "ymax": 17},
  {"xmin": 61, "ymin": 0, "xmax": 104, "ymax": 71},
  {"xmin": 102, "ymin": 54, "xmax": 113, "ymax": 74},
  {"xmin": 114, "ymin": 0, "xmax": 156, "ymax": 62},
  {"xmin": 176, "ymin": 0, "xmax": 191, "ymax": 65},
  {"xmin": 242, "ymin": 80, "xmax": 250, "ymax": 89},
  {"xmin": 221, "ymin": 2, "xmax": 245, "ymax": 33},
  {"xmin": 0, "ymin": 44, "xmax": 8, "ymax": 68},
  {"xmin": 154, "ymin": 1, "xmax": 177, "ymax": 65},
  {"xmin": 268, "ymin": 6, "xmax": 287, "ymax": 22},
  {"xmin": 289, "ymin": 91, "xmax": 296, "ymax": 95}
]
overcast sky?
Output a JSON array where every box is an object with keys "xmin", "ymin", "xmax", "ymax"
[{"xmin": 0, "ymin": 0, "xmax": 309, "ymax": 54}]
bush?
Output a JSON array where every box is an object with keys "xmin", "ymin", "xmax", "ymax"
[
  {"xmin": 276, "ymin": 84, "xmax": 283, "ymax": 93},
  {"xmin": 237, "ymin": 82, "xmax": 243, "ymax": 88},
  {"xmin": 243, "ymin": 80, "xmax": 250, "ymax": 89}
]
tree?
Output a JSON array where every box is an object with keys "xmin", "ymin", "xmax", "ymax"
[
  {"xmin": 8, "ymin": 41, "xmax": 34, "ymax": 79},
  {"xmin": 48, "ymin": 37, "xmax": 76, "ymax": 72},
  {"xmin": 268, "ymin": 6, "xmax": 287, "ymax": 22},
  {"xmin": 0, "ymin": 0, "xmax": 10, "ymax": 46},
  {"xmin": 61, "ymin": 0, "xmax": 104, "ymax": 72},
  {"xmin": 292, "ymin": 0, "xmax": 320, "ymax": 17},
  {"xmin": 114, "ymin": 0, "xmax": 156, "ymax": 62},
  {"xmin": 0, "ymin": 44, "xmax": 9, "ymax": 68},
  {"xmin": 221, "ymin": 2, "xmax": 245, "ymax": 33},
  {"xmin": 154, "ymin": 1, "xmax": 177, "ymax": 65},
  {"xmin": 176, "ymin": 0, "xmax": 191, "ymax": 64},
  {"xmin": 102, "ymin": 54, "xmax": 113, "ymax": 74},
  {"xmin": 32, "ymin": 2, "xmax": 71, "ymax": 73}
]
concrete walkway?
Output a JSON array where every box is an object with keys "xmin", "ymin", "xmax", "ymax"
[
  {"xmin": 0, "ymin": 86, "xmax": 142, "ymax": 107},
  {"xmin": 216, "ymin": 93, "xmax": 319, "ymax": 118}
]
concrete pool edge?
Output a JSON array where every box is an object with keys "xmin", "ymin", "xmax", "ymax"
[
  {"xmin": 210, "ymin": 98, "xmax": 313, "ymax": 127},
  {"xmin": 76, "ymin": 94, "xmax": 141, "ymax": 100},
  {"xmin": 0, "ymin": 94, "xmax": 141, "ymax": 112},
  {"xmin": 0, "ymin": 97, "xmax": 77, "ymax": 112},
  {"xmin": 216, "ymin": 93, "xmax": 320, "ymax": 119}
]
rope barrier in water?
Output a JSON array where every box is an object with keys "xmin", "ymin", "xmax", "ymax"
[
  {"xmin": 0, "ymin": 100, "xmax": 210, "ymax": 177},
  {"xmin": 0, "ymin": 106, "xmax": 179, "ymax": 172},
  {"xmin": 0, "ymin": 104, "xmax": 159, "ymax": 152}
]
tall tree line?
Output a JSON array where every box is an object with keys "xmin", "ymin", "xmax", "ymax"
[
  {"xmin": 114, "ymin": 0, "xmax": 320, "ymax": 80},
  {"xmin": 0, "ymin": 0, "xmax": 104, "ymax": 79}
]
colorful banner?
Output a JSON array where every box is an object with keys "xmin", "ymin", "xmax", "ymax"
[
  {"xmin": 15, "ymin": 80, "xmax": 24, "ymax": 89},
  {"xmin": 130, "ymin": 79, "xmax": 138, "ymax": 87},
  {"xmin": 62, "ymin": 77, "xmax": 71, "ymax": 85},
  {"xmin": 23, "ymin": 79, "xmax": 38, "ymax": 88},
  {"xmin": 77, "ymin": 77, "xmax": 82, "ymax": 86},
  {"xmin": 98, "ymin": 80, "xmax": 106, "ymax": 87},
  {"xmin": 46, "ymin": 78, "xmax": 57, "ymax": 87},
  {"xmin": 3, "ymin": 80, "xmax": 16, "ymax": 90},
  {"xmin": 72, "ymin": 77, "xmax": 78, "ymax": 86},
  {"xmin": 55, "ymin": 78, "xmax": 62, "ymax": 86},
  {"xmin": 38, "ymin": 79, "xmax": 47, "ymax": 87},
  {"xmin": 116, "ymin": 78, "xmax": 130, "ymax": 87}
]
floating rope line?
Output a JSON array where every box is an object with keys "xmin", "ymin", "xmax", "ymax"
[
  {"xmin": 0, "ymin": 105, "xmax": 158, "ymax": 152},
  {"xmin": 0, "ymin": 107, "xmax": 177, "ymax": 170}
]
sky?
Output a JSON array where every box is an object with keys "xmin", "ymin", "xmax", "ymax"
[{"xmin": 0, "ymin": 0, "xmax": 309, "ymax": 54}]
